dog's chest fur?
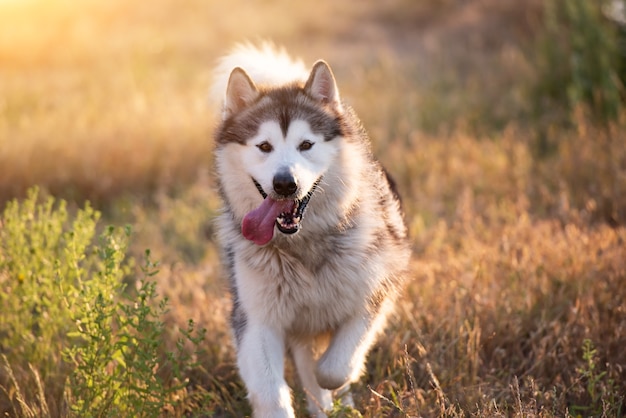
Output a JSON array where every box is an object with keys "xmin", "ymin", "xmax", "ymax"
[{"xmin": 228, "ymin": 219, "xmax": 386, "ymax": 336}]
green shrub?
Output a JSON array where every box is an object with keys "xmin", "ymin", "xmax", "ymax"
[
  {"xmin": 0, "ymin": 189, "xmax": 206, "ymax": 417},
  {"xmin": 0, "ymin": 188, "xmax": 101, "ymax": 379},
  {"xmin": 64, "ymin": 247, "xmax": 206, "ymax": 417},
  {"xmin": 531, "ymin": 0, "xmax": 625, "ymax": 155}
]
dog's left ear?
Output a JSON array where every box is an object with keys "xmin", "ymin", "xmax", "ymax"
[{"xmin": 305, "ymin": 60, "xmax": 342, "ymax": 111}]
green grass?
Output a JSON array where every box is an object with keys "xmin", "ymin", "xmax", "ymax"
[{"xmin": 1, "ymin": 0, "xmax": 625, "ymax": 416}]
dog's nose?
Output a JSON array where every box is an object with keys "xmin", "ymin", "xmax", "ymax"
[{"xmin": 273, "ymin": 172, "xmax": 298, "ymax": 196}]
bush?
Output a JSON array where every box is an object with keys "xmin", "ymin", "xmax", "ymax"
[
  {"xmin": 0, "ymin": 189, "xmax": 206, "ymax": 417},
  {"xmin": 531, "ymin": 0, "xmax": 625, "ymax": 154}
]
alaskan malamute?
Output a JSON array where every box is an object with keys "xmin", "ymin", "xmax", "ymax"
[{"xmin": 212, "ymin": 43, "xmax": 410, "ymax": 418}]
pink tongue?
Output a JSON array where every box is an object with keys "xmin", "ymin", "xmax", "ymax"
[{"xmin": 242, "ymin": 198, "xmax": 295, "ymax": 245}]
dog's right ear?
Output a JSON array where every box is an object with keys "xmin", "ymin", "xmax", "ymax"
[{"xmin": 223, "ymin": 67, "xmax": 258, "ymax": 119}]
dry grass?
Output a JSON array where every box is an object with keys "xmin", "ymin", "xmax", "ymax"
[{"xmin": 1, "ymin": 0, "xmax": 625, "ymax": 416}]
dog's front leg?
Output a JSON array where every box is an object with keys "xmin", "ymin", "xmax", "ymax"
[
  {"xmin": 315, "ymin": 308, "xmax": 389, "ymax": 391},
  {"xmin": 291, "ymin": 338, "xmax": 333, "ymax": 417},
  {"xmin": 237, "ymin": 323, "xmax": 294, "ymax": 418}
]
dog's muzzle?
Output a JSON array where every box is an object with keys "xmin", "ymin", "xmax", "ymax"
[{"xmin": 252, "ymin": 178, "xmax": 321, "ymax": 235}]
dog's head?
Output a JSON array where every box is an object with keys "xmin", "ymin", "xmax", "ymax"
[{"xmin": 215, "ymin": 61, "xmax": 347, "ymax": 245}]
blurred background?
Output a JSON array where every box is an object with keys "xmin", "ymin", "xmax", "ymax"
[
  {"xmin": 1, "ymin": 0, "xmax": 625, "ymax": 416},
  {"xmin": 0, "ymin": 0, "xmax": 624, "ymax": 217}
]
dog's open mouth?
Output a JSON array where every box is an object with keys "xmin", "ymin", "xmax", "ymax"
[{"xmin": 241, "ymin": 179, "xmax": 318, "ymax": 245}]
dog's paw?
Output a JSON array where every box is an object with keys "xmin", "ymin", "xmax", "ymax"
[
  {"xmin": 315, "ymin": 353, "xmax": 351, "ymax": 390},
  {"xmin": 249, "ymin": 385, "xmax": 295, "ymax": 418}
]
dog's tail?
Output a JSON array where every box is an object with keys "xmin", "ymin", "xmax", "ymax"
[{"xmin": 210, "ymin": 42, "xmax": 308, "ymax": 107}]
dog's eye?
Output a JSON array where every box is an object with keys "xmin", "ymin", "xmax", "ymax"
[
  {"xmin": 298, "ymin": 140, "xmax": 314, "ymax": 151},
  {"xmin": 257, "ymin": 141, "xmax": 273, "ymax": 153}
]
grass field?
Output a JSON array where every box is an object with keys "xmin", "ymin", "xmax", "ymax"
[{"xmin": 1, "ymin": 0, "xmax": 625, "ymax": 416}]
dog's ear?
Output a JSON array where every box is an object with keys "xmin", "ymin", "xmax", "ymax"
[
  {"xmin": 305, "ymin": 60, "xmax": 342, "ymax": 110},
  {"xmin": 224, "ymin": 67, "xmax": 258, "ymax": 118}
]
